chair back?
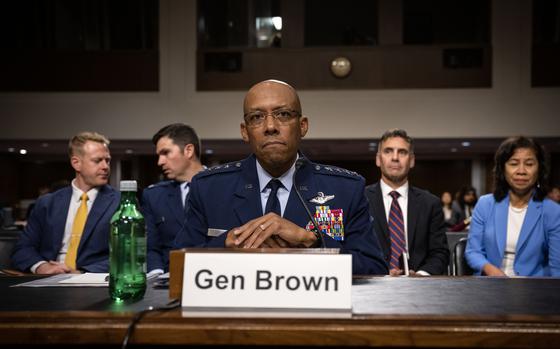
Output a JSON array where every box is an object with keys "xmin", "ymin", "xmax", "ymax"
[{"xmin": 453, "ymin": 237, "xmax": 473, "ymax": 276}]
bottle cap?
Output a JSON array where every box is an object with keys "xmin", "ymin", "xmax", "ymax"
[{"xmin": 120, "ymin": 180, "xmax": 137, "ymax": 192}]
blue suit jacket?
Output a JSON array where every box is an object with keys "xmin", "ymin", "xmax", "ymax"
[
  {"xmin": 11, "ymin": 185, "xmax": 120, "ymax": 273},
  {"xmin": 174, "ymin": 155, "xmax": 388, "ymax": 275},
  {"xmin": 142, "ymin": 180, "xmax": 185, "ymax": 272},
  {"xmin": 465, "ymin": 193, "xmax": 560, "ymax": 276}
]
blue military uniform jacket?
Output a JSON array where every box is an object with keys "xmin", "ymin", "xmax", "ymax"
[
  {"xmin": 11, "ymin": 185, "xmax": 119, "ymax": 273},
  {"xmin": 142, "ymin": 180, "xmax": 186, "ymax": 272},
  {"xmin": 174, "ymin": 154, "xmax": 388, "ymax": 275}
]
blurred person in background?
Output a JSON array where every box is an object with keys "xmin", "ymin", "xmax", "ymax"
[
  {"xmin": 450, "ymin": 186, "xmax": 478, "ymax": 231},
  {"xmin": 441, "ymin": 191, "xmax": 459, "ymax": 228},
  {"xmin": 548, "ymin": 185, "xmax": 560, "ymax": 204}
]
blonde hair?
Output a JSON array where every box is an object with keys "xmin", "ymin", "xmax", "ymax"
[{"xmin": 68, "ymin": 131, "xmax": 110, "ymax": 158}]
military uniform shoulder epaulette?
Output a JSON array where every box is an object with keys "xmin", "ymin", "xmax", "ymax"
[
  {"xmin": 311, "ymin": 163, "xmax": 362, "ymax": 180},
  {"xmin": 145, "ymin": 180, "xmax": 174, "ymax": 190},
  {"xmin": 196, "ymin": 160, "xmax": 243, "ymax": 178}
]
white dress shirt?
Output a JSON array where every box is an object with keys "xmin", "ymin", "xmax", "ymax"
[
  {"xmin": 379, "ymin": 179, "xmax": 429, "ymax": 276},
  {"xmin": 256, "ymin": 157, "xmax": 296, "ymax": 217},
  {"xmin": 379, "ymin": 179, "xmax": 409, "ymax": 252},
  {"xmin": 180, "ymin": 181, "xmax": 190, "ymax": 208},
  {"xmin": 501, "ymin": 204, "xmax": 527, "ymax": 276}
]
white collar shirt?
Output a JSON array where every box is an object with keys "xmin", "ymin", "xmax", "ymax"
[
  {"xmin": 380, "ymin": 179, "xmax": 409, "ymax": 252},
  {"xmin": 256, "ymin": 157, "xmax": 296, "ymax": 217}
]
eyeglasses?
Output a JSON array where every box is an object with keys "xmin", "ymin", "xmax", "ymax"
[{"xmin": 243, "ymin": 109, "xmax": 301, "ymax": 127}]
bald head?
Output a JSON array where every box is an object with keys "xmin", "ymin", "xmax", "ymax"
[
  {"xmin": 240, "ymin": 79, "xmax": 308, "ymax": 177},
  {"xmin": 243, "ymin": 79, "xmax": 301, "ymax": 116}
]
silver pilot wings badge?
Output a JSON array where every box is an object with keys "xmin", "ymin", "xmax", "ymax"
[{"xmin": 310, "ymin": 192, "xmax": 335, "ymax": 204}]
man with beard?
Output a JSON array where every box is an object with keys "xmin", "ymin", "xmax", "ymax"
[
  {"xmin": 365, "ymin": 129, "xmax": 449, "ymax": 276},
  {"xmin": 12, "ymin": 132, "xmax": 119, "ymax": 274}
]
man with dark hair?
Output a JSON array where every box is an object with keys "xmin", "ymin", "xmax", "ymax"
[
  {"xmin": 12, "ymin": 131, "xmax": 119, "ymax": 274},
  {"xmin": 142, "ymin": 123, "xmax": 205, "ymax": 275},
  {"xmin": 365, "ymin": 129, "xmax": 449, "ymax": 276},
  {"xmin": 174, "ymin": 80, "xmax": 387, "ymax": 275}
]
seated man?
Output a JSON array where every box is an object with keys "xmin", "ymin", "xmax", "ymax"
[
  {"xmin": 11, "ymin": 132, "xmax": 119, "ymax": 274},
  {"xmin": 142, "ymin": 123, "xmax": 205, "ymax": 275},
  {"xmin": 174, "ymin": 79, "xmax": 387, "ymax": 275},
  {"xmin": 365, "ymin": 129, "xmax": 449, "ymax": 276}
]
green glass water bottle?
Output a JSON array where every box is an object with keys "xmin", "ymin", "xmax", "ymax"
[{"xmin": 109, "ymin": 180, "xmax": 146, "ymax": 301}]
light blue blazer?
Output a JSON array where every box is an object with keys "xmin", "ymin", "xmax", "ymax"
[{"xmin": 465, "ymin": 193, "xmax": 560, "ymax": 276}]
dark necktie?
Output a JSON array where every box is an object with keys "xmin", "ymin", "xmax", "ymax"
[
  {"xmin": 264, "ymin": 179, "xmax": 282, "ymax": 215},
  {"xmin": 183, "ymin": 182, "xmax": 190, "ymax": 213},
  {"xmin": 388, "ymin": 191, "xmax": 406, "ymax": 270}
]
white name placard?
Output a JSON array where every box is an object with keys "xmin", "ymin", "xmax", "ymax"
[{"xmin": 181, "ymin": 252, "xmax": 352, "ymax": 316}]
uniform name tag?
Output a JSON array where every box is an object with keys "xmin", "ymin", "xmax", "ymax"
[{"xmin": 181, "ymin": 253, "xmax": 352, "ymax": 317}]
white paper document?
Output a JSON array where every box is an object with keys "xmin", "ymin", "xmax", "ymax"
[
  {"xmin": 58, "ymin": 273, "xmax": 109, "ymax": 286},
  {"xmin": 12, "ymin": 273, "xmax": 108, "ymax": 287}
]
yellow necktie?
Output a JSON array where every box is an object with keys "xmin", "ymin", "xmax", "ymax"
[{"xmin": 65, "ymin": 193, "xmax": 88, "ymax": 269}]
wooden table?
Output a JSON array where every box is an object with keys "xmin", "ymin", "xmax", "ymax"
[{"xmin": 1, "ymin": 275, "xmax": 559, "ymax": 348}]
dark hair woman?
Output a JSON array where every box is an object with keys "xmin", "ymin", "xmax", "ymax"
[{"xmin": 465, "ymin": 136, "xmax": 560, "ymax": 277}]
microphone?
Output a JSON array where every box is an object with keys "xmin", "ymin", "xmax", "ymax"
[{"xmin": 293, "ymin": 158, "xmax": 326, "ymax": 248}]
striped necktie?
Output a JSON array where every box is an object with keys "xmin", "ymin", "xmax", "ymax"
[
  {"xmin": 65, "ymin": 193, "xmax": 88, "ymax": 269},
  {"xmin": 388, "ymin": 191, "xmax": 406, "ymax": 270}
]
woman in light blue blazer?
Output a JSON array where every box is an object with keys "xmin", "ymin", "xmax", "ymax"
[{"xmin": 466, "ymin": 136, "xmax": 560, "ymax": 277}]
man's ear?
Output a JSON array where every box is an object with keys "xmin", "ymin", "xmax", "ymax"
[
  {"xmin": 70, "ymin": 155, "xmax": 81, "ymax": 172},
  {"xmin": 183, "ymin": 143, "xmax": 194, "ymax": 158},
  {"xmin": 410, "ymin": 153, "xmax": 415, "ymax": 169},
  {"xmin": 375, "ymin": 152, "xmax": 381, "ymax": 167},
  {"xmin": 240, "ymin": 123, "xmax": 249, "ymax": 143},
  {"xmin": 299, "ymin": 116, "xmax": 309, "ymax": 138}
]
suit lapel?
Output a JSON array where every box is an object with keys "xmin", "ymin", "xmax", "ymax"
[
  {"xmin": 515, "ymin": 197, "xmax": 541, "ymax": 254},
  {"xmin": 78, "ymin": 185, "xmax": 115, "ymax": 254},
  {"xmin": 372, "ymin": 183, "xmax": 389, "ymax": 242},
  {"xmin": 284, "ymin": 161, "xmax": 316, "ymax": 227},
  {"xmin": 233, "ymin": 156, "xmax": 263, "ymax": 224},
  {"xmin": 53, "ymin": 187, "xmax": 72, "ymax": 251},
  {"xmin": 494, "ymin": 196, "xmax": 509, "ymax": 258},
  {"xmin": 407, "ymin": 187, "xmax": 419, "ymax": 251},
  {"xmin": 167, "ymin": 182, "xmax": 184, "ymax": 224}
]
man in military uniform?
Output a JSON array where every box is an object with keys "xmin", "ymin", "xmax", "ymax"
[
  {"xmin": 142, "ymin": 123, "xmax": 205, "ymax": 275},
  {"xmin": 174, "ymin": 80, "xmax": 387, "ymax": 275}
]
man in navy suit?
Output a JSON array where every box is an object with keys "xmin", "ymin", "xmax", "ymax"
[
  {"xmin": 142, "ymin": 123, "xmax": 205, "ymax": 275},
  {"xmin": 174, "ymin": 80, "xmax": 387, "ymax": 275},
  {"xmin": 12, "ymin": 132, "xmax": 119, "ymax": 274},
  {"xmin": 364, "ymin": 129, "xmax": 449, "ymax": 276}
]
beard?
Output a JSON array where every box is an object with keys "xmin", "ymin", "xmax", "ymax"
[{"xmin": 382, "ymin": 171, "xmax": 408, "ymax": 186}]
